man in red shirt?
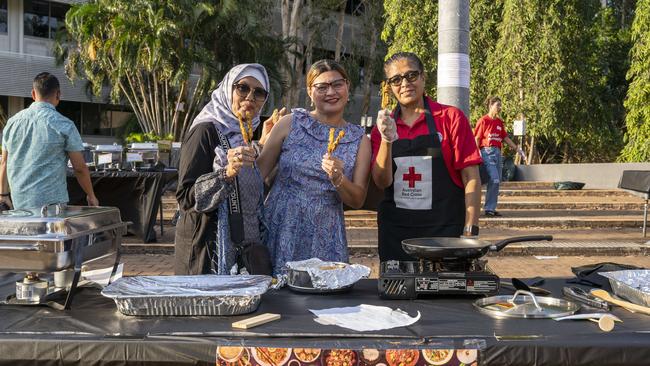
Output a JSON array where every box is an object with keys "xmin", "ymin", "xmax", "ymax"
[
  {"xmin": 371, "ymin": 52, "xmax": 482, "ymax": 262},
  {"xmin": 473, "ymin": 97, "xmax": 526, "ymax": 216}
]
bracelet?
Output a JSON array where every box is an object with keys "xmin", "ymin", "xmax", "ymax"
[
  {"xmin": 332, "ymin": 175, "xmax": 344, "ymax": 188},
  {"xmin": 0, "ymin": 193, "xmax": 10, "ymax": 197}
]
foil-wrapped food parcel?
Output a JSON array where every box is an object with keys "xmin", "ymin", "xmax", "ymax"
[
  {"xmin": 600, "ymin": 270, "xmax": 650, "ymax": 307},
  {"xmin": 286, "ymin": 258, "xmax": 371, "ymax": 291},
  {"xmin": 102, "ymin": 275, "xmax": 272, "ymax": 316}
]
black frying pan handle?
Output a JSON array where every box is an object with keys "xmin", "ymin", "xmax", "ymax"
[{"xmin": 490, "ymin": 235, "xmax": 553, "ymax": 252}]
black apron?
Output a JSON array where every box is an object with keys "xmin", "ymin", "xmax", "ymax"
[{"xmin": 378, "ymin": 98, "xmax": 466, "ymax": 262}]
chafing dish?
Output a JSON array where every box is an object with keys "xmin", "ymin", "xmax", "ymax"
[
  {"xmin": 128, "ymin": 142, "xmax": 160, "ymax": 170},
  {"xmin": 93, "ymin": 144, "xmax": 124, "ymax": 170},
  {"xmin": 0, "ymin": 204, "xmax": 127, "ymax": 309}
]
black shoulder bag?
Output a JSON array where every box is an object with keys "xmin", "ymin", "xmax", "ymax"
[{"xmin": 215, "ymin": 129, "xmax": 273, "ymax": 275}]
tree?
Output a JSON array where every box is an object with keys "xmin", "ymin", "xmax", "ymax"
[
  {"xmin": 469, "ymin": 0, "xmax": 504, "ymax": 125},
  {"xmin": 486, "ymin": 0, "xmax": 618, "ymax": 163},
  {"xmin": 382, "ymin": 0, "xmax": 438, "ymax": 96},
  {"xmin": 620, "ymin": 0, "xmax": 650, "ymax": 161},
  {"xmin": 56, "ymin": 0, "xmax": 284, "ymax": 141}
]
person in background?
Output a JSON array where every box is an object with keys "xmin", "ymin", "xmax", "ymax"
[
  {"xmin": 257, "ymin": 59, "xmax": 371, "ymax": 275},
  {"xmin": 371, "ymin": 52, "xmax": 482, "ymax": 262},
  {"xmin": 0, "ymin": 72, "xmax": 98, "ymax": 210},
  {"xmin": 473, "ymin": 96, "xmax": 526, "ymax": 217}
]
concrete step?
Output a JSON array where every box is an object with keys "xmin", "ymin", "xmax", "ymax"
[
  {"xmin": 493, "ymin": 189, "xmax": 633, "ymax": 197},
  {"xmin": 344, "ymin": 210, "xmax": 646, "ymax": 229},
  {"xmin": 481, "ymin": 201, "xmax": 645, "ymax": 210}
]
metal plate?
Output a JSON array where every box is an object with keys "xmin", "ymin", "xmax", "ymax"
[
  {"xmin": 287, "ymin": 283, "xmax": 353, "ymax": 294},
  {"xmin": 474, "ymin": 290, "xmax": 579, "ymax": 319}
]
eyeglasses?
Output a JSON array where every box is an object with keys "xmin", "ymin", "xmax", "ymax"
[
  {"xmin": 232, "ymin": 83, "xmax": 269, "ymax": 101},
  {"xmin": 311, "ymin": 78, "xmax": 348, "ymax": 95},
  {"xmin": 386, "ymin": 70, "xmax": 421, "ymax": 87}
]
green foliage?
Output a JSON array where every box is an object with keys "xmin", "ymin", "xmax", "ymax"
[
  {"xmin": 486, "ymin": 0, "xmax": 623, "ymax": 163},
  {"xmin": 469, "ymin": 0, "xmax": 504, "ymax": 125},
  {"xmin": 124, "ymin": 132, "xmax": 174, "ymax": 143},
  {"xmin": 620, "ymin": 0, "xmax": 650, "ymax": 161},
  {"xmin": 381, "ymin": 0, "xmax": 438, "ymax": 96}
]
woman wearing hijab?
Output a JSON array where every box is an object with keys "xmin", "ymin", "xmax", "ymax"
[
  {"xmin": 174, "ymin": 63, "xmax": 284, "ymax": 275},
  {"xmin": 256, "ymin": 59, "xmax": 372, "ymax": 275}
]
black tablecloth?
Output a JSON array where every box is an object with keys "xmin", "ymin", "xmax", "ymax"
[
  {"xmin": 0, "ymin": 276, "xmax": 649, "ymax": 365},
  {"xmin": 67, "ymin": 170, "xmax": 177, "ymax": 242}
]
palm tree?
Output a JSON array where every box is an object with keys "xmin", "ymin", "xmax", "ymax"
[{"xmin": 55, "ymin": 0, "xmax": 285, "ymax": 141}]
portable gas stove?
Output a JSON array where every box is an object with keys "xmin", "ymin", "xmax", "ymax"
[{"xmin": 378, "ymin": 259, "xmax": 499, "ymax": 299}]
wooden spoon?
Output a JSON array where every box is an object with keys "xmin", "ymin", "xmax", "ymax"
[
  {"xmin": 590, "ymin": 315, "xmax": 615, "ymax": 332},
  {"xmin": 590, "ymin": 289, "xmax": 650, "ymax": 316}
]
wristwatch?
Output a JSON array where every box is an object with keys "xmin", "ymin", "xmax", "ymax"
[{"xmin": 463, "ymin": 225, "xmax": 479, "ymax": 236}]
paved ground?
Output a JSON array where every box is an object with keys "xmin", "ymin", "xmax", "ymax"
[{"xmin": 90, "ymin": 253, "xmax": 650, "ymax": 280}]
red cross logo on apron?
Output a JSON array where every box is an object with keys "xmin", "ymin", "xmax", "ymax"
[{"xmin": 402, "ymin": 166, "xmax": 422, "ymax": 188}]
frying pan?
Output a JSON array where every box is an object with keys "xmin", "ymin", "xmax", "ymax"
[{"xmin": 402, "ymin": 235, "xmax": 553, "ymax": 260}]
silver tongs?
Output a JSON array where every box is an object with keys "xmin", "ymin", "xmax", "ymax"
[{"xmin": 563, "ymin": 286, "xmax": 610, "ymax": 310}]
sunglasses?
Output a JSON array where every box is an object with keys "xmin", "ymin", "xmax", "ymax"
[
  {"xmin": 233, "ymin": 83, "xmax": 269, "ymax": 101},
  {"xmin": 311, "ymin": 78, "xmax": 348, "ymax": 95},
  {"xmin": 386, "ymin": 70, "xmax": 421, "ymax": 87}
]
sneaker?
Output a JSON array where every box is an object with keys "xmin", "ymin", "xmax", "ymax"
[{"xmin": 485, "ymin": 210, "xmax": 502, "ymax": 217}]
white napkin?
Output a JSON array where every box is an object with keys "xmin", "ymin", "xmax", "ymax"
[{"xmin": 309, "ymin": 304, "xmax": 420, "ymax": 331}]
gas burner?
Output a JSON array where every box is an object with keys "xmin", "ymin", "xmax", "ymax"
[{"xmin": 378, "ymin": 260, "xmax": 499, "ymax": 299}]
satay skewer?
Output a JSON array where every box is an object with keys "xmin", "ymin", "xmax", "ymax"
[
  {"xmin": 380, "ymin": 81, "xmax": 392, "ymax": 110},
  {"xmin": 236, "ymin": 111, "xmax": 254, "ymax": 145},
  {"xmin": 327, "ymin": 128, "xmax": 346, "ymax": 155}
]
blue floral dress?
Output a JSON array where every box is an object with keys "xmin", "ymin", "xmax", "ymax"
[{"xmin": 264, "ymin": 108, "xmax": 365, "ymax": 275}]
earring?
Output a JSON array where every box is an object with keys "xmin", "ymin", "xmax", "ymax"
[{"xmin": 310, "ymin": 99, "xmax": 314, "ymax": 107}]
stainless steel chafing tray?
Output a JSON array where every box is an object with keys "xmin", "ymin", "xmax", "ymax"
[
  {"xmin": 0, "ymin": 204, "xmax": 126, "ymax": 272},
  {"xmin": 0, "ymin": 204, "xmax": 127, "ymax": 309}
]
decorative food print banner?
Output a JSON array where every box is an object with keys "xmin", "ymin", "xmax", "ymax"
[{"xmin": 216, "ymin": 347, "xmax": 479, "ymax": 366}]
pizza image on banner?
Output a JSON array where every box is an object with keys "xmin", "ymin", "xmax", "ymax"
[{"xmin": 393, "ymin": 156, "xmax": 432, "ymax": 210}]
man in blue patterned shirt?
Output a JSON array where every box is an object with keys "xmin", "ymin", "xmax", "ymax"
[{"xmin": 0, "ymin": 73, "xmax": 98, "ymax": 209}]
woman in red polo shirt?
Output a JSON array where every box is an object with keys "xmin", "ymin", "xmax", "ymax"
[
  {"xmin": 371, "ymin": 52, "xmax": 482, "ymax": 262},
  {"xmin": 473, "ymin": 96, "xmax": 526, "ymax": 217}
]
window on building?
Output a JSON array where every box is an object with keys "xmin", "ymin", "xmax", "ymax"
[
  {"xmin": 56, "ymin": 100, "xmax": 82, "ymax": 132},
  {"xmin": 0, "ymin": 0, "xmax": 8, "ymax": 34},
  {"xmin": 49, "ymin": 2, "xmax": 67, "ymax": 39},
  {"xmin": 24, "ymin": 0, "xmax": 69, "ymax": 39}
]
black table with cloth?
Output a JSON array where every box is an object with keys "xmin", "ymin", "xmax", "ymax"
[
  {"xmin": 0, "ymin": 275, "xmax": 649, "ymax": 366},
  {"xmin": 66, "ymin": 170, "xmax": 178, "ymax": 243}
]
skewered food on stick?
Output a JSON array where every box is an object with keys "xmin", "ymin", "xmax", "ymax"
[
  {"xmin": 327, "ymin": 128, "xmax": 345, "ymax": 155},
  {"xmin": 381, "ymin": 81, "xmax": 392, "ymax": 110},
  {"xmin": 237, "ymin": 111, "xmax": 254, "ymax": 145}
]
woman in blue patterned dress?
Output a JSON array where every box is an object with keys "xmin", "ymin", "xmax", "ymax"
[{"xmin": 257, "ymin": 59, "xmax": 372, "ymax": 275}]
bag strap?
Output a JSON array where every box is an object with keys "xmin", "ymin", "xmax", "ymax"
[{"xmin": 213, "ymin": 127, "xmax": 245, "ymax": 245}]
